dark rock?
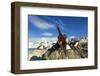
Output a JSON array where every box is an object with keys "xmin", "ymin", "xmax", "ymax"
[{"xmin": 30, "ymin": 56, "xmax": 46, "ymax": 61}]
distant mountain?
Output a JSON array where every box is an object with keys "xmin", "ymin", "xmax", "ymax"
[{"xmin": 29, "ymin": 37, "xmax": 87, "ymax": 49}]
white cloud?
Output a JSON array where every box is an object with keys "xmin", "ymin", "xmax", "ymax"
[
  {"xmin": 69, "ymin": 36, "xmax": 76, "ymax": 39},
  {"xmin": 29, "ymin": 16, "xmax": 54, "ymax": 30},
  {"xmin": 29, "ymin": 37, "xmax": 57, "ymax": 43},
  {"xmin": 42, "ymin": 32, "xmax": 53, "ymax": 36}
]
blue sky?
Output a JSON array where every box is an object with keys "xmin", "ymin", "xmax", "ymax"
[{"xmin": 28, "ymin": 15, "xmax": 88, "ymax": 40}]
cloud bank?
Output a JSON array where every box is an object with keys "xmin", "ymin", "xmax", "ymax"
[
  {"xmin": 42, "ymin": 32, "xmax": 53, "ymax": 37},
  {"xmin": 29, "ymin": 16, "xmax": 54, "ymax": 30}
]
